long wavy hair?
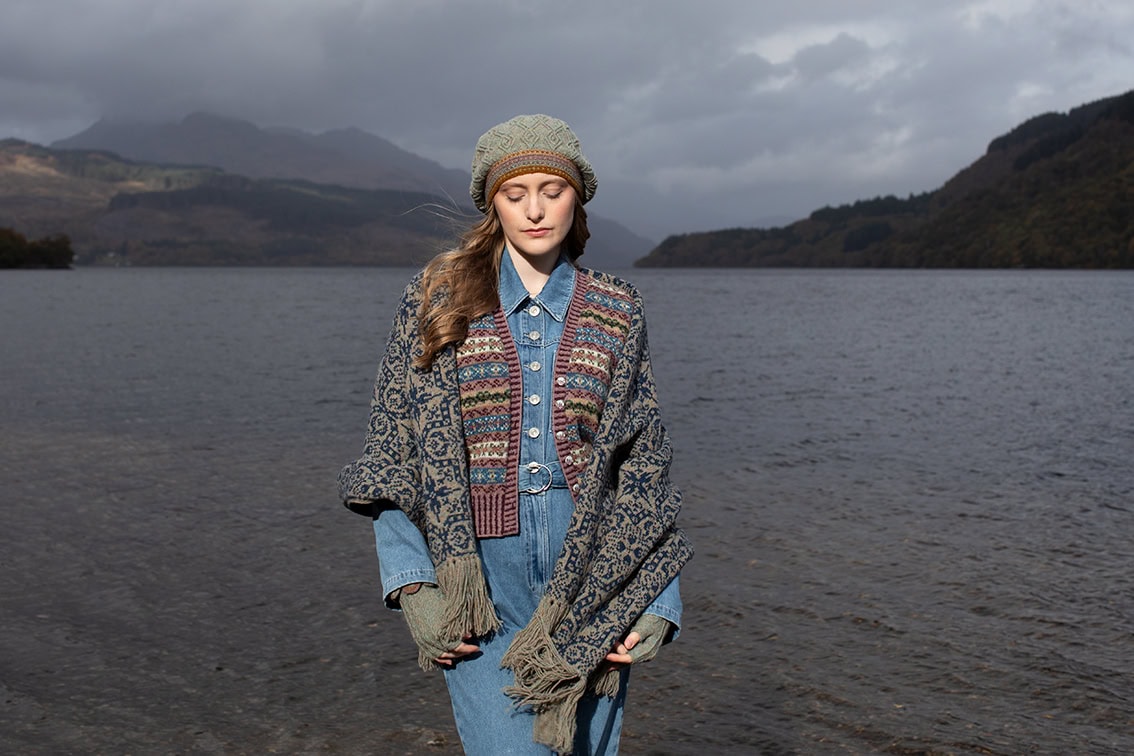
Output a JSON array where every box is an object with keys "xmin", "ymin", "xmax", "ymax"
[{"xmin": 415, "ymin": 200, "xmax": 591, "ymax": 369}]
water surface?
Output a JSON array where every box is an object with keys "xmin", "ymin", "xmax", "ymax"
[{"xmin": 2, "ymin": 267, "xmax": 1131, "ymax": 754}]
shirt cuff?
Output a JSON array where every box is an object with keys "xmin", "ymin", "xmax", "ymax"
[
  {"xmin": 372, "ymin": 510, "xmax": 436, "ymax": 608},
  {"xmin": 644, "ymin": 574, "xmax": 683, "ymax": 638},
  {"xmin": 381, "ymin": 567, "xmax": 438, "ymax": 608}
]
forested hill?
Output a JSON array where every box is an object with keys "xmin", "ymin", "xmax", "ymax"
[
  {"xmin": 0, "ymin": 140, "xmax": 455, "ymax": 265},
  {"xmin": 637, "ymin": 89, "xmax": 1134, "ymax": 268}
]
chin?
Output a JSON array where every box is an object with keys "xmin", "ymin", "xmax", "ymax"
[{"xmin": 508, "ymin": 238, "xmax": 566, "ymax": 260}]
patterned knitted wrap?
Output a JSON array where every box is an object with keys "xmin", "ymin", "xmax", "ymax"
[
  {"xmin": 338, "ymin": 267, "xmax": 693, "ymax": 754},
  {"xmin": 454, "ymin": 275, "xmax": 634, "ymax": 538}
]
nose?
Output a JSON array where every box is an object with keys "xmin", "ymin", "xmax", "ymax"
[{"xmin": 525, "ymin": 196, "xmax": 545, "ymax": 222}]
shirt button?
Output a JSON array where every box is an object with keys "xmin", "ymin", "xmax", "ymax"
[
  {"xmin": 555, "ymin": 430, "xmax": 566, "ymax": 440},
  {"xmin": 555, "ymin": 399, "xmax": 565, "ymax": 409},
  {"xmin": 530, "ymin": 360, "xmax": 542, "ymax": 372},
  {"xmin": 572, "ymin": 483, "xmax": 580, "ymax": 493},
  {"xmin": 528, "ymin": 330, "xmax": 541, "ymax": 340},
  {"xmin": 527, "ymin": 427, "xmax": 540, "ymax": 439},
  {"xmin": 528, "ymin": 394, "xmax": 541, "ymax": 405},
  {"xmin": 565, "ymin": 455, "xmax": 573, "ymax": 465},
  {"xmin": 528, "ymin": 305, "xmax": 541, "ymax": 317},
  {"xmin": 556, "ymin": 376, "xmax": 566, "ymax": 386}
]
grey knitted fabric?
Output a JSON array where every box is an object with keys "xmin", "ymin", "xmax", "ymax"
[{"xmin": 469, "ymin": 114, "xmax": 598, "ymax": 212}]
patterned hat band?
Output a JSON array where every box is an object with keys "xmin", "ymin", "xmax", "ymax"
[{"xmin": 484, "ymin": 149, "xmax": 585, "ymax": 205}]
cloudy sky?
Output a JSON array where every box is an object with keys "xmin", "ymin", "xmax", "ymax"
[{"xmin": 3, "ymin": 0, "xmax": 1133, "ymax": 239}]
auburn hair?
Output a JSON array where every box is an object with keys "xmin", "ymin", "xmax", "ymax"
[{"xmin": 415, "ymin": 201, "xmax": 591, "ymax": 369}]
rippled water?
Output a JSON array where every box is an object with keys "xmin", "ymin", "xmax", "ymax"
[{"xmin": 2, "ymin": 267, "xmax": 1132, "ymax": 754}]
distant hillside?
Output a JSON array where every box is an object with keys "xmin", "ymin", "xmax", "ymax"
[
  {"xmin": 0, "ymin": 140, "xmax": 459, "ymax": 265},
  {"xmin": 637, "ymin": 90, "xmax": 1134, "ymax": 268},
  {"xmin": 49, "ymin": 113, "xmax": 652, "ymax": 267},
  {"xmin": 53, "ymin": 112, "xmax": 473, "ymax": 203}
]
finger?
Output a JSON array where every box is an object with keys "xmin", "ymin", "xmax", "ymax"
[
  {"xmin": 623, "ymin": 631, "xmax": 642, "ymax": 650},
  {"xmin": 604, "ymin": 651, "xmax": 633, "ymax": 665},
  {"xmin": 438, "ymin": 642, "xmax": 480, "ymax": 661}
]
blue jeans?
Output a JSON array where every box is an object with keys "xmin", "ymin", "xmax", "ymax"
[{"xmin": 444, "ymin": 483, "xmax": 627, "ymax": 755}]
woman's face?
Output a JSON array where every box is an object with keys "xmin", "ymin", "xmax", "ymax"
[{"xmin": 492, "ymin": 172, "xmax": 576, "ymax": 265}]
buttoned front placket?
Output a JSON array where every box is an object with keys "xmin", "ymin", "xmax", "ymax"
[{"xmin": 505, "ymin": 259, "xmax": 574, "ymax": 592}]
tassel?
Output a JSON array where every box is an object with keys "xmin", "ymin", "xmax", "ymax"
[
  {"xmin": 502, "ymin": 597, "xmax": 585, "ymax": 754},
  {"xmin": 533, "ymin": 692, "xmax": 586, "ymax": 755},
  {"xmin": 500, "ymin": 596, "xmax": 568, "ymax": 680},
  {"xmin": 417, "ymin": 649, "xmax": 441, "ymax": 672},
  {"xmin": 436, "ymin": 553, "xmax": 501, "ymax": 639},
  {"xmin": 588, "ymin": 666, "xmax": 622, "ymax": 699}
]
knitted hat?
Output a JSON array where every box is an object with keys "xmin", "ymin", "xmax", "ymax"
[{"xmin": 469, "ymin": 114, "xmax": 598, "ymax": 212}]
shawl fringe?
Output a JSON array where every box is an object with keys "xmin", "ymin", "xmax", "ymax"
[
  {"xmin": 410, "ymin": 554, "xmax": 501, "ymax": 672},
  {"xmin": 588, "ymin": 666, "xmax": 622, "ymax": 699},
  {"xmin": 501, "ymin": 596, "xmax": 586, "ymax": 754},
  {"xmin": 437, "ymin": 553, "xmax": 501, "ymax": 640}
]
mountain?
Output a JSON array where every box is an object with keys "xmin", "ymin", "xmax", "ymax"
[
  {"xmin": 637, "ymin": 90, "xmax": 1134, "ymax": 268},
  {"xmin": 48, "ymin": 113, "xmax": 652, "ymax": 267},
  {"xmin": 0, "ymin": 140, "xmax": 461, "ymax": 265},
  {"xmin": 53, "ymin": 112, "xmax": 472, "ymax": 202}
]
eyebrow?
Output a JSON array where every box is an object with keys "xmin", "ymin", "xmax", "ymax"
[{"xmin": 500, "ymin": 177, "xmax": 568, "ymax": 190}]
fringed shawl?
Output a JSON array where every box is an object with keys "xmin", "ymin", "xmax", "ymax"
[{"xmin": 339, "ymin": 268, "xmax": 693, "ymax": 754}]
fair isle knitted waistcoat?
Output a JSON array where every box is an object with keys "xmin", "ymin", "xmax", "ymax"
[{"xmin": 455, "ymin": 272, "xmax": 632, "ymax": 538}]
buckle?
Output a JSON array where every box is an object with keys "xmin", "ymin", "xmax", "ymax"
[{"xmin": 521, "ymin": 462, "xmax": 553, "ymax": 494}]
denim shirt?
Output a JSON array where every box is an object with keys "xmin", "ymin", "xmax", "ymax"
[{"xmin": 373, "ymin": 251, "xmax": 681, "ymax": 628}]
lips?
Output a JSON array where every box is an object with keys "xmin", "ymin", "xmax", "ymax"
[{"xmin": 523, "ymin": 228, "xmax": 551, "ymax": 237}]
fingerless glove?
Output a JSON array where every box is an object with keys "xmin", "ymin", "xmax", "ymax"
[
  {"xmin": 398, "ymin": 584, "xmax": 462, "ymax": 669},
  {"xmin": 628, "ymin": 613, "xmax": 673, "ymax": 664}
]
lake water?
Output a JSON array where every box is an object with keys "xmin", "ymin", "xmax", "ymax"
[{"xmin": 2, "ymin": 267, "xmax": 1132, "ymax": 754}]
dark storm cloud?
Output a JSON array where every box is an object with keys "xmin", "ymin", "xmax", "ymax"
[{"xmin": 2, "ymin": 0, "xmax": 1133, "ymax": 237}]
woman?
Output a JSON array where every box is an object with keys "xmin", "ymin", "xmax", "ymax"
[{"xmin": 339, "ymin": 114, "xmax": 692, "ymax": 755}]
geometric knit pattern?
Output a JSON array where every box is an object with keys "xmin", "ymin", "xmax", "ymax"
[
  {"xmin": 552, "ymin": 275, "xmax": 635, "ymax": 498},
  {"xmin": 455, "ymin": 308, "xmax": 523, "ymax": 537}
]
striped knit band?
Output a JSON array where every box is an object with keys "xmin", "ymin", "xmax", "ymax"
[{"xmin": 484, "ymin": 149, "xmax": 585, "ymax": 205}]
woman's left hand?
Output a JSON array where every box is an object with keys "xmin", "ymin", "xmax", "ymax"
[{"xmin": 603, "ymin": 614, "xmax": 673, "ymax": 667}]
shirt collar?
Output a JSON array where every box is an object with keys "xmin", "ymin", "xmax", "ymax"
[{"xmin": 498, "ymin": 249, "xmax": 576, "ymax": 322}]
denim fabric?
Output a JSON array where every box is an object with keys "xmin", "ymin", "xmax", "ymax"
[
  {"xmin": 446, "ymin": 484, "xmax": 628, "ymax": 755},
  {"xmin": 370, "ymin": 252, "xmax": 680, "ymax": 753}
]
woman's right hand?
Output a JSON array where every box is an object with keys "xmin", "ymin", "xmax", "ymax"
[
  {"xmin": 434, "ymin": 636, "xmax": 481, "ymax": 666},
  {"xmin": 398, "ymin": 583, "xmax": 480, "ymax": 666}
]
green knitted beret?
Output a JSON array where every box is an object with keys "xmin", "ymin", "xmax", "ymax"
[{"xmin": 469, "ymin": 114, "xmax": 598, "ymax": 212}]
